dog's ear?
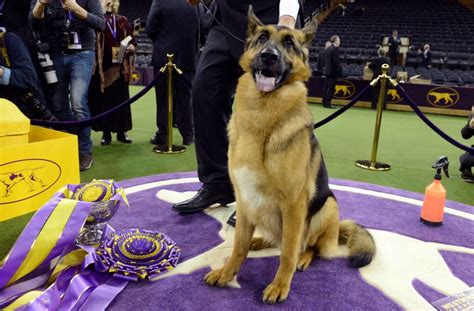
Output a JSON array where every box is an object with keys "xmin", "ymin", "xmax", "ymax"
[
  {"xmin": 247, "ymin": 5, "xmax": 264, "ymax": 37},
  {"xmin": 301, "ymin": 17, "xmax": 318, "ymax": 46}
]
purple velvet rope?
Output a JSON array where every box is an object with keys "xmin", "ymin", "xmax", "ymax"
[
  {"xmin": 313, "ymin": 83, "xmax": 372, "ymax": 129},
  {"xmin": 30, "ymin": 70, "xmax": 165, "ymax": 128},
  {"xmin": 395, "ymin": 84, "xmax": 474, "ymax": 154}
]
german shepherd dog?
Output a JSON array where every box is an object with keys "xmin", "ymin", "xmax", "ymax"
[{"xmin": 205, "ymin": 8, "xmax": 376, "ymax": 303}]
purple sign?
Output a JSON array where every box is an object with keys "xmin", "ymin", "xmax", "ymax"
[{"xmin": 308, "ymin": 77, "xmax": 473, "ymax": 113}]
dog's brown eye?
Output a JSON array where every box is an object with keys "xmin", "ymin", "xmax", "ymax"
[
  {"xmin": 284, "ymin": 38, "xmax": 295, "ymax": 49},
  {"xmin": 257, "ymin": 33, "xmax": 268, "ymax": 44}
]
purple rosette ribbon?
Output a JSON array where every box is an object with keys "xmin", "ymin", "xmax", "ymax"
[{"xmin": 91, "ymin": 225, "xmax": 181, "ymax": 282}]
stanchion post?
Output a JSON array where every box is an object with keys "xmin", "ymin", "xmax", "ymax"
[
  {"xmin": 355, "ymin": 63, "xmax": 392, "ymax": 171},
  {"xmin": 153, "ymin": 53, "xmax": 186, "ymax": 154}
]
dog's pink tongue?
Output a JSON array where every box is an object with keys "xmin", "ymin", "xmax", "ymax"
[{"xmin": 255, "ymin": 73, "xmax": 275, "ymax": 92}]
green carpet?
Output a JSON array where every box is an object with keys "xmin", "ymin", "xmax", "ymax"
[{"xmin": 0, "ymin": 86, "xmax": 472, "ymax": 259}]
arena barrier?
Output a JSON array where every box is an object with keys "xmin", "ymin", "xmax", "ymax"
[
  {"xmin": 29, "ymin": 61, "xmax": 473, "ymax": 159},
  {"xmin": 307, "ymin": 76, "xmax": 473, "ymax": 117}
]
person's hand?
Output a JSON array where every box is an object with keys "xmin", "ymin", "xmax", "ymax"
[
  {"xmin": 278, "ymin": 15, "xmax": 295, "ymax": 29},
  {"xmin": 38, "ymin": 0, "xmax": 50, "ymax": 4},
  {"xmin": 0, "ymin": 67, "xmax": 4, "ymax": 78},
  {"xmin": 126, "ymin": 44, "xmax": 135, "ymax": 53},
  {"xmin": 62, "ymin": 0, "xmax": 80, "ymax": 13},
  {"xmin": 187, "ymin": 0, "xmax": 200, "ymax": 6}
]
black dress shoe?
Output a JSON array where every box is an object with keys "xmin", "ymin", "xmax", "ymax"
[
  {"xmin": 117, "ymin": 132, "xmax": 132, "ymax": 144},
  {"xmin": 172, "ymin": 186, "xmax": 235, "ymax": 213},
  {"xmin": 323, "ymin": 104, "xmax": 336, "ymax": 109},
  {"xmin": 183, "ymin": 135, "xmax": 194, "ymax": 145},
  {"xmin": 150, "ymin": 134, "xmax": 166, "ymax": 145},
  {"xmin": 227, "ymin": 211, "xmax": 236, "ymax": 227},
  {"xmin": 101, "ymin": 132, "xmax": 111, "ymax": 146}
]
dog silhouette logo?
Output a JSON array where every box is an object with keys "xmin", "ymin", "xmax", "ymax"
[
  {"xmin": 130, "ymin": 70, "xmax": 141, "ymax": 84},
  {"xmin": 387, "ymin": 89, "xmax": 402, "ymax": 103},
  {"xmin": 333, "ymin": 80, "xmax": 356, "ymax": 99},
  {"xmin": 427, "ymin": 87, "xmax": 460, "ymax": 108},
  {"xmin": 0, "ymin": 159, "xmax": 61, "ymax": 204}
]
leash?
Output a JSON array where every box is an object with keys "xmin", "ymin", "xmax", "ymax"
[{"xmin": 199, "ymin": 1, "xmax": 246, "ymax": 44}]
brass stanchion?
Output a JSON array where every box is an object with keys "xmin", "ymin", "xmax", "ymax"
[
  {"xmin": 355, "ymin": 64, "xmax": 397, "ymax": 171},
  {"xmin": 153, "ymin": 53, "xmax": 186, "ymax": 154}
]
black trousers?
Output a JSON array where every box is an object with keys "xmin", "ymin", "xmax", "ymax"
[
  {"xmin": 153, "ymin": 68, "xmax": 194, "ymax": 141},
  {"xmin": 322, "ymin": 76, "xmax": 337, "ymax": 106},
  {"xmin": 192, "ymin": 26, "xmax": 241, "ymax": 186}
]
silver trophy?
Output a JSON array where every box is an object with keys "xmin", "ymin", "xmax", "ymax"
[{"xmin": 76, "ymin": 199, "xmax": 120, "ymax": 245}]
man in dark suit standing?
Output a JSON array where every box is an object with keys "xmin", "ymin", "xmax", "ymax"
[
  {"xmin": 315, "ymin": 41, "xmax": 331, "ymax": 76},
  {"xmin": 388, "ymin": 30, "xmax": 401, "ymax": 66},
  {"xmin": 322, "ymin": 35, "xmax": 341, "ymax": 109},
  {"xmin": 368, "ymin": 48, "xmax": 390, "ymax": 109},
  {"xmin": 146, "ymin": 0, "xmax": 199, "ymax": 146},
  {"xmin": 173, "ymin": 0, "xmax": 302, "ymax": 219}
]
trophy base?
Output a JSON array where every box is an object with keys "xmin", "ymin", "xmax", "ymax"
[
  {"xmin": 153, "ymin": 144, "xmax": 186, "ymax": 154},
  {"xmin": 76, "ymin": 225, "xmax": 104, "ymax": 245},
  {"xmin": 355, "ymin": 160, "xmax": 391, "ymax": 171}
]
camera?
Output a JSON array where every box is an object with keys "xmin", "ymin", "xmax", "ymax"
[
  {"xmin": 33, "ymin": 31, "xmax": 58, "ymax": 84},
  {"xmin": 19, "ymin": 91, "xmax": 58, "ymax": 121}
]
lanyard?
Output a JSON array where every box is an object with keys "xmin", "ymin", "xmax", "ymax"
[{"xmin": 106, "ymin": 15, "xmax": 117, "ymax": 39}]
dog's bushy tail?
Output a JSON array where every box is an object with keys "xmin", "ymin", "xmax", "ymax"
[{"xmin": 338, "ymin": 220, "xmax": 375, "ymax": 268}]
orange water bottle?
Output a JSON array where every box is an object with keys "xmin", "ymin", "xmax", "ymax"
[{"xmin": 420, "ymin": 156, "xmax": 450, "ymax": 226}]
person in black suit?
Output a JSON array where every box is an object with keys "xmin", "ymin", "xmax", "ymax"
[
  {"xmin": 173, "ymin": 0, "xmax": 302, "ymax": 218},
  {"xmin": 146, "ymin": 0, "xmax": 199, "ymax": 146},
  {"xmin": 368, "ymin": 48, "xmax": 390, "ymax": 109},
  {"xmin": 0, "ymin": 0, "xmax": 33, "ymax": 46},
  {"xmin": 315, "ymin": 41, "xmax": 331, "ymax": 76},
  {"xmin": 418, "ymin": 44, "xmax": 432, "ymax": 68},
  {"xmin": 321, "ymin": 35, "xmax": 341, "ymax": 109},
  {"xmin": 387, "ymin": 30, "xmax": 401, "ymax": 66}
]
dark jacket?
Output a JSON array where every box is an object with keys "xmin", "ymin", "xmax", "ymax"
[
  {"xmin": 388, "ymin": 36, "xmax": 401, "ymax": 56},
  {"xmin": 316, "ymin": 49, "xmax": 326, "ymax": 74},
  {"xmin": 0, "ymin": 32, "xmax": 48, "ymax": 117},
  {"xmin": 420, "ymin": 50, "xmax": 432, "ymax": 68},
  {"xmin": 30, "ymin": 0, "xmax": 105, "ymax": 53},
  {"xmin": 369, "ymin": 56, "xmax": 390, "ymax": 78},
  {"xmin": 216, "ymin": 0, "xmax": 304, "ymax": 59},
  {"xmin": 324, "ymin": 44, "xmax": 342, "ymax": 78},
  {"xmin": 0, "ymin": 0, "xmax": 34, "ymax": 47},
  {"xmin": 146, "ymin": 0, "xmax": 199, "ymax": 71}
]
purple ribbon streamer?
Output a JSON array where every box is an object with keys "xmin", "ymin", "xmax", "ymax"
[
  {"xmin": 25, "ymin": 266, "xmax": 79, "ymax": 311},
  {"xmin": 0, "ymin": 193, "xmax": 65, "ymax": 288},
  {"xmin": 36, "ymin": 200, "xmax": 92, "ymax": 272},
  {"xmin": 59, "ymin": 271, "xmax": 112, "ymax": 311},
  {"xmin": 0, "ymin": 273, "xmax": 49, "ymax": 308},
  {"xmin": 79, "ymin": 277, "xmax": 129, "ymax": 310}
]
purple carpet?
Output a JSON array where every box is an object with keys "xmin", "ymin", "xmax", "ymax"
[{"xmin": 107, "ymin": 172, "xmax": 473, "ymax": 310}]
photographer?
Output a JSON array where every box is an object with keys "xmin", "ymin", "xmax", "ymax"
[
  {"xmin": 30, "ymin": 0, "xmax": 105, "ymax": 171},
  {"xmin": 0, "ymin": 31, "xmax": 57, "ymax": 121}
]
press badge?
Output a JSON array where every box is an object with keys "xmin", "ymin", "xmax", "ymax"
[
  {"xmin": 112, "ymin": 46, "xmax": 120, "ymax": 63},
  {"xmin": 68, "ymin": 32, "xmax": 82, "ymax": 49}
]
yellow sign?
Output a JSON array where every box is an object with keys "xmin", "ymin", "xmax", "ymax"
[
  {"xmin": 0, "ymin": 159, "xmax": 61, "ymax": 204},
  {"xmin": 426, "ymin": 87, "xmax": 460, "ymax": 108},
  {"xmin": 387, "ymin": 89, "xmax": 403, "ymax": 104},
  {"xmin": 333, "ymin": 79, "xmax": 356, "ymax": 99},
  {"xmin": 0, "ymin": 126, "xmax": 80, "ymax": 221}
]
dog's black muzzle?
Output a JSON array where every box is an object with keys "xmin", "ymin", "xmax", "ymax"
[{"xmin": 252, "ymin": 45, "xmax": 289, "ymax": 92}]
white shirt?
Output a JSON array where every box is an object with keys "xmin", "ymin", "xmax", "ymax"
[{"xmin": 279, "ymin": 0, "xmax": 300, "ymax": 21}]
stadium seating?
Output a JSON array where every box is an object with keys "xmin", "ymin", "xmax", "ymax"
[{"xmin": 310, "ymin": 0, "xmax": 474, "ymax": 86}]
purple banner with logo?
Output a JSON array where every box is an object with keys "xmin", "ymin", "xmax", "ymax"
[{"xmin": 307, "ymin": 77, "xmax": 473, "ymax": 113}]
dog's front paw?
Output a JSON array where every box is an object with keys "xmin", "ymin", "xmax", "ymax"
[
  {"xmin": 204, "ymin": 269, "xmax": 234, "ymax": 287},
  {"xmin": 262, "ymin": 282, "xmax": 290, "ymax": 304}
]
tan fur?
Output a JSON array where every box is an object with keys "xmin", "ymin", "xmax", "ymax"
[{"xmin": 204, "ymin": 9, "xmax": 375, "ymax": 304}]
